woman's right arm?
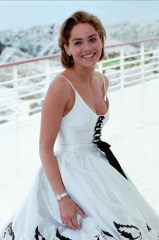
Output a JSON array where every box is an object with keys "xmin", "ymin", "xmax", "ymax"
[
  {"xmin": 39, "ymin": 77, "xmax": 86, "ymax": 229},
  {"xmin": 39, "ymin": 77, "xmax": 68, "ymax": 195}
]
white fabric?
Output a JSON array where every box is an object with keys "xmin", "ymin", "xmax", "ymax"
[{"xmin": 1, "ymin": 77, "xmax": 159, "ymax": 240}]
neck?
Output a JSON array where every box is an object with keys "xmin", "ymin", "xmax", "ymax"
[{"xmin": 71, "ymin": 65, "xmax": 95, "ymax": 87}]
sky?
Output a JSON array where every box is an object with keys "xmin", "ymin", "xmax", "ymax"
[{"xmin": 0, "ymin": 1, "xmax": 159, "ymax": 31}]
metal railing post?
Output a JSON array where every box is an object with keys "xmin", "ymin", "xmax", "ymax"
[
  {"xmin": 141, "ymin": 42, "xmax": 145, "ymax": 86},
  {"xmin": 13, "ymin": 65, "xmax": 18, "ymax": 123},
  {"xmin": 13, "ymin": 65, "xmax": 18, "ymax": 89},
  {"xmin": 157, "ymin": 40, "xmax": 159, "ymax": 78},
  {"xmin": 120, "ymin": 47, "xmax": 124, "ymax": 89},
  {"xmin": 97, "ymin": 61, "xmax": 103, "ymax": 74},
  {"xmin": 45, "ymin": 59, "xmax": 50, "ymax": 83}
]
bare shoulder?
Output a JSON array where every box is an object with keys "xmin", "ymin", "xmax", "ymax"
[
  {"xmin": 42, "ymin": 74, "xmax": 73, "ymax": 116},
  {"xmin": 48, "ymin": 74, "xmax": 72, "ymax": 96}
]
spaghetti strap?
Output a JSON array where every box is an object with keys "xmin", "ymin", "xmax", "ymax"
[
  {"xmin": 60, "ymin": 74, "xmax": 106, "ymax": 96},
  {"xmin": 102, "ymin": 74, "xmax": 107, "ymax": 95},
  {"xmin": 101, "ymin": 74, "xmax": 108, "ymax": 103},
  {"xmin": 59, "ymin": 75, "xmax": 76, "ymax": 92}
]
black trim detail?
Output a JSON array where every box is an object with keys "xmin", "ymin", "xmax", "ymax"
[
  {"xmin": 3, "ymin": 222, "xmax": 15, "ymax": 240},
  {"xmin": 35, "ymin": 226, "xmax": 46, "ymax": 240},
  {"xmin": 95, "ymin": 235, "xmax": 100, "ymax": 240},
  {"xmin": 102, "ymin": 230, "xmax": 114, "ymax": 237},
  {"xmin": 93, "ymin": 116, "xmax": 127, "ymax": 180},
  {"xmin": 146, "ymin": 224, "xmax": 151, "ymax": 231},
  {"xmin": 95, "ymin": 229, "xmax": 116, "ymax": 239},
  {"xmin": 56, "ymin": 228, "xmax": 72, "ymax": 240},
  {"xmin": 114, "ymin": 222, "xmax": 142, "ymax": 239}
]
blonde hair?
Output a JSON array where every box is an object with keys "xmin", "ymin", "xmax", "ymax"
[{"xmin": 58, "ymin": 11, "xmax": 106, "ymax": 68}]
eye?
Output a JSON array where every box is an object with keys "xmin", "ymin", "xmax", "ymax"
[
  {"xmin": 90, "ymin": 37, "xmax": 97, "ymax": 43},
  {"xmin": 74, "ymin": 41, "xmax": 82, "ymax": 46}
]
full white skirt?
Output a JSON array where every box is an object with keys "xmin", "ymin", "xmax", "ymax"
[{"xmin": 1, "ymin": 145, "xmax": 159, "ymax": 240}]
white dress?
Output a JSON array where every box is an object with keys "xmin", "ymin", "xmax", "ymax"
[{"xmin": 1, "ymin": 76, "xmax": 159, "ymax": 240}]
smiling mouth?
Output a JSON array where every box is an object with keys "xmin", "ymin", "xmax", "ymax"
[{"xmin": 81, "ymin": 53, "xmax": 96, "ymax": 59}]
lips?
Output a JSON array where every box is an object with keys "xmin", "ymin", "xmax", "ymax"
[{"xmin": 81, "ymin": 53, "xmax": 95, "ymax": 59}]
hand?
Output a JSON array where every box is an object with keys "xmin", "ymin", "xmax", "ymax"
[{"xmin": 58, "ymin": 196, "xmax": 87, "ymax": 230}]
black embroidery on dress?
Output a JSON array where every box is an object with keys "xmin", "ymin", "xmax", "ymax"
[
  {"xmin": 102, "ymin": 230, "xmax": 114, "ymax": 239},
  {"xmin": 95, "ymin": 235, "xmax": 100, "ymax": 240},
  {"xmin": 56, "ymin": 228, "xmax": 72, "ymax": 240},
  {"xmin": 3, "ymin": 222, "xmax": 15, "ymax": 240},
  {"xmin": 95, "ymin": 229, "xmax": 116, "ymax": 239},
  {"xmin": 93, "ymin": 116, "xmax": 127, "ymax": 180},
  {"xmin": 114, "ymin": 222, "xmax": 142, "ymax": 239},
  {"xmin": 35, "ymin": 226, "xmax": 46, "ymax": 240},
  {"xmin": 102, "ymin": 230, "xmax": 114, "ymax": 237},
  {"xmin": 146, "ymin": 224, "xmax": 151, "ymax": 231}
]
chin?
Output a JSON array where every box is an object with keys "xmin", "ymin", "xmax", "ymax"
[{"xmin": 82, "ymin": 59, "xmax": 98, "ymax": 67}]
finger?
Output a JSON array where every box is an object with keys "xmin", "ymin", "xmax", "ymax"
[
  {"xmin": 76, "ymin": 206, "xmax": 87, "ymax": 218},
  {"xmin": 62, "ymin": 220, "xmax": 67, "ymax": 226},
  {"xmin": 61, "ymin": 218, "xmax": 67, "ymax": 225},
  {"xmin": 72, "ymin": 216, "xmax": 81, "ymax": 229},
  {"xmin": 61, "ymin": 217, "xmax": 68, "ymax": 227},
  {"xmin": 66, "ymin": 220, "xmax": 77, "ymax": 230}
]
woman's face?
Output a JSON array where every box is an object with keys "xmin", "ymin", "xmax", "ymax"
[{"xmin": 64, "ymin": 23, "xmax": 103, "ymax": 69}]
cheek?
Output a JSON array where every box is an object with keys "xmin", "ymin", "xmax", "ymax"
[
  {"xmin": 72, "ymin": 47, "xmax": 81, "ymax": 56},
  {"xmin": 98, "ymin": 41, "xmax": 103, "ymax": 49},
  {"xmin": 98, "ymin": 44, "xmax": 103, "ymax": 54}
]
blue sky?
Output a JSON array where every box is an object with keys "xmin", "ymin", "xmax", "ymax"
[{"xmin": 0, "ymin": 1, "xmax": 159, "ymax": 31}]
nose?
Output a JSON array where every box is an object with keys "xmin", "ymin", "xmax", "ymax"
[{"xmin": 83, "ymin": 41, "xmax": 92, "ymax": 52}]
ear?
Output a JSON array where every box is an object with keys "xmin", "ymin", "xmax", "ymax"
[{"xmin": 64, "ymin": 44, "xmax": 71, "ymax": 56}]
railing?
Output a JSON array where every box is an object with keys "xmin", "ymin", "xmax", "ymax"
[{"xmin": 0, "ymin": 37, "xmax": 159, "ymax": 125}]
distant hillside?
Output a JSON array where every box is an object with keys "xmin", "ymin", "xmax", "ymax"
[
  {"xmin": 0, "ymin": 19, "xmax": 159, "ymax": 63},
  {"xmin": 107, "ymin": 19, "xmax": 159, "ymax": 43},
  {"xmin": 0, "ymin": 24, "xmax": 59, "ymax": 63}
]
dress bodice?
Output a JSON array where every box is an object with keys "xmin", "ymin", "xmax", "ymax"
[{"xmin": 54, "ymin": 75, "xmax": 109, "ymax": 151}]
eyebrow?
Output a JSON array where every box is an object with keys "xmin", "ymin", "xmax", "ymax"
[{"xmin": 72, "ymin": 34, "xmax": 98, "ymax": 42}]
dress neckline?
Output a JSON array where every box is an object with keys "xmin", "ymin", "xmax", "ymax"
[
  {"xmin": 59, "ymin": 74, "xmax": 109, "ymax": 117},
  {"xmin": 75, "ymin": 88, "xmax": 109, "ymax": 117}
]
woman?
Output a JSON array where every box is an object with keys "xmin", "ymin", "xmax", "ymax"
[{"xmin": 1, "ymin": 10, "xmax": 159, "ymax": 240}]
